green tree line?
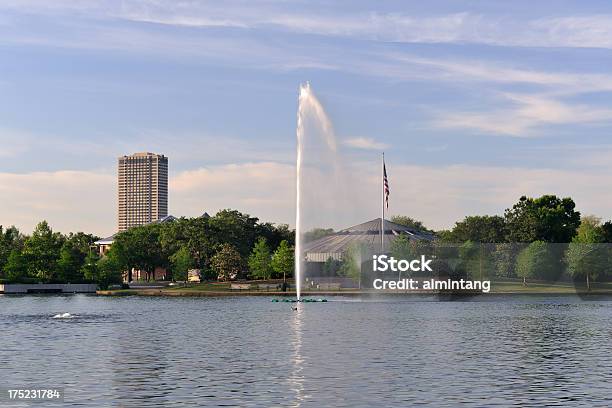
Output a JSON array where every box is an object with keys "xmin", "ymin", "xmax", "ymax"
[
  {"xmin": 3, "ymin": 196, "xmax": 612, "ymax": 290},
  {"xmin": 0, "ymin": 209, "xmax": 294, "ymax": 288},
  {"xmin": 336, "ymin": 195, "xmax": 611, "ymax": 289}
]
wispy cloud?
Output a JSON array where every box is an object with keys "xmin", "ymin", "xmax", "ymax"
[
  {"xmin": 530, "ymin": 15, "xmax": 612, "ymax": 49},
  {"xmin": 343, "ymin": 137, "xmax": 388, "ymax": 150},
  {"xmin": 5, "ymin": 1, "xmax": 612, "ymax": 49},
  {"xmin": 435, "ymin": 94, "xmax": 612, "ymax": 136}
]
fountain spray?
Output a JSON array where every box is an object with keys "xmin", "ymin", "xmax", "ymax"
[
  {"xmin": 294, "ymin": 82, "xmax": 337, "ymax": 303},
  {"xmin": 295, "ymin": 83, "xmax": 307, "ymax": 301}
]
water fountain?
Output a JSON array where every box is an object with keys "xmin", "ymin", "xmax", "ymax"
[{"xmin": 295, "ymin": 82, "xmax": 338, "ymax": 302}]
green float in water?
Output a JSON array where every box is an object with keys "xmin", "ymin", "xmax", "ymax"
[{"xmin": 271, "ymin": 298, "xmax": 327, "ymax": 303}]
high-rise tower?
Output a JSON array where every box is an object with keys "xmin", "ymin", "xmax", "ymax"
[{"xmin": 118, "ymin": 152, "xmax": 168, "ymax": 231}]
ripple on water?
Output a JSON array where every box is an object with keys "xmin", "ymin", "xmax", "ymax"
[{"xmin": 0, "ymin": 295, "xmax": 611, "ymax": 407}]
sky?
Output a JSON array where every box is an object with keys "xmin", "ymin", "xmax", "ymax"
[{"xmin": 2, "ymin": 0, "xmax": 612, "ymax": 237}]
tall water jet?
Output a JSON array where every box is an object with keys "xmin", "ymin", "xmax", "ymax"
[{"xmin": 295, "ymin": 82, "xmax": 338, "ymax": 301}]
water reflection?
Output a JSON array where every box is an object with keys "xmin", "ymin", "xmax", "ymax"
[{"xmin": 287, "ymin": 305, "xmax": 305, "ymax": 407}]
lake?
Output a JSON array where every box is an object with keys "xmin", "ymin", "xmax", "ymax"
[{"xmin": 1, "ymin": 294, "xmax": 611, "ymax": 407}]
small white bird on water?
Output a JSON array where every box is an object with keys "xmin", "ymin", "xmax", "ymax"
[{"xmin": 52, "ymin": 313, "xmax": 74, "ymax": 319}]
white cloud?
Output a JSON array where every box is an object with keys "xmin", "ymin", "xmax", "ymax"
[
  {"xmin": 530, "ymin": 16, "xmax": 612, "ymax": 49},
  {"xmin": 166, "ymin": 159, "xmax": 612, "ymax": 232},
  {"xmin": 5, "ymin": 1, "xmax": 612, "ymax": 50},
  {"xmin": 435, "ymin": 94, "xmax": 612, "ymax": 136},
  {"xmin": 2, "ymin": 159, "xmax": 612, "ymax": 236},
  {"xmin": 170, "ymin": 162, "xmax": 295, "ymax": 225},
  {"xmin": 0, "ymin": 170, "xmax": 115, "ymax": 236},
  {"xmin": 342, "ymin": 137, "xmax": 388, "ymax": 150},
  {"xmin": 344, "ymin": 161, "xmax": 612, "ymax": 230}
]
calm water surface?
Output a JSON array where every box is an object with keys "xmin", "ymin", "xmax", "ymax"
[{"xmin": 1, "ymin": 294, "xmax": 611, "ymax": 407}]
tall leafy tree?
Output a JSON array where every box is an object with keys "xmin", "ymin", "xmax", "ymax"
[
  {"xmin": 184, "ymin": 217, "xmax": 217, "ymax": 274},
  {"xmin": 169, "ymin": 246, "xmax": 194, "ymax": 282},
  {"xmin": 338, "ymin": 244, "xmax": 362, "ymax": 285},
  {"xmin": 209, "ymin": 209, "xmax": 259, "ymax": 258},
  {"xmin": 81, "ymin": 251, "xmax": 101, "ymax": 283},
  {"xmin": 505, "ymin": 195, "xmax": 580, "ymax": 243},
  {"xmin": 390, "ymin": 235, "xmax": 414, "ymax": 261},
  {"xmin": 566, "ymin": 216, "xmax": 608, "ymax": 290},
  {"xmin": 600, "ymin": 221, "xmax": 612, "ymax": 243},
  {"xmin": 211, "ymin": 244, "xmax": 244, "ymax": 281},
  {"xmin": 323, "ymin": 257, "xmax": 343, "ymax": 276},
  {"xmin": 515, "ymin": 241, "xmax": 557, "ymax": 284},
  {"xmin": 112, "ymin": 224, "xmax": 165, "ymax": 281},
  {"xmin": 443, "ymin": 215, "xmax": 506, "ymax": 243},
  {"xmin": 492, "ymin": 243, "xmax": 521, "ymax": 278},
  {"xmin": 390, "ymin": 215, "xmax": 430, "ymax": 232},
  {"xmin": 22, "ymin": 221, "xmax": 63, "ymax": 282},
  {"xmin": 256, "ymin": 222, "xmax": 295, "ymax": 249},
  {"xmin": 248, "ymin": 238, "xmax": 272, "ymax": 280},
  {"xmin": 303, "ymin": 228, "xmax": 335, "ymax": 243},
  {"xmin": 0, "ymin": 226, "xmax": 24, "ymax": 276},
  {"xmin": 95, "ymin": 249, "xmax": 123, "ymax": 289},
  {"xmin": 4, "ymin": 249, "xmax": 27, "ymax": 283},
  {"xmin": 56, "ymin": 242, "xmax": 85, "ymax": 283},
  {"xmin": 271, "ymin": 240, "xmax": 294, "ymax": 281}
]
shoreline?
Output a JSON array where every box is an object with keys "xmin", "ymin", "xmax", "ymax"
[{"xmin": 95, "ymin": 288, "xmax": 612, "ymax": 297}]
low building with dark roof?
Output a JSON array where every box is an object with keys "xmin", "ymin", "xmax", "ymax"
[{"xmin": 303, "ymin": 217, "xmax": 435, "ymax": 263}]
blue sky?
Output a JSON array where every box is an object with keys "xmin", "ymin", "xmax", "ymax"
[{"xmin": 2, "ymin": 0, "xmax": 612, "ymax": 236}]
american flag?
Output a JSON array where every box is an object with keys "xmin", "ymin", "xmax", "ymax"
[{"xmin": 383, "ymin": 161, "xmax": 389, "ymax": 209}]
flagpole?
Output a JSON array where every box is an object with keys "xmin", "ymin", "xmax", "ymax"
[{"xmin": 381, "ymin": 152, "xmax": 385, "ymax": 253}]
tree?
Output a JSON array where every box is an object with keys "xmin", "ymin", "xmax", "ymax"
[
  {"xmin": 458, "ymin": 241, "xmax": 480, "ymax": 279},
  {"xmin": 574, "ymin": 215, "xmax": 604, "ymax": 243},
  {"xmin": 515, "ymin": 241, "xmax": 557, "ymax": 284},
  {"xmin": 112, "ymin": 224, "xmax": 165, "ymax": 281},
  {"xmin": 95, "ymin": 250, "xmax": 123, "ymax": 289},
  {"xmin": 22, "ymin": 221, "xmax": 63, "ymax": 282},
  {"xmin": 160, "ymin": 217, "xmax": 216, "ymax": 274},
  {"xmin": 0, "ymin": 226, "xmax": 24, "ymax": 276},
  {"xmin": 566, "ymin": 216, "xmax": 608, "ymax": 290},
  {"xmin": 248, "ymin": 238, "xmax": 272, "ymax": 280},
  {"xmin": 4, "ymin": 249, "xmax": 27, "ymax": 282},
  {"xmin": 492, "ymin": 243, "xmax": 520, "ymax": 278},
  {"xmin": 81, "ymin": 251, "xmax": 100, "ymax": 282},
  {"xmin": 505, "ymin": 195, "xmax": 580, "ymax": 243},
  {"xmin": 256, "ymin": 223, "xmax": 295, "ymax": 249},
  {"xmin": 169, "ymin": 246, "xmax": 194, "ymax": 282},
  {"xmin": 56, "ymin": 242, "xmax": 85, "ymax": 283},
  {"xmin": 271, "ymin": 240, "xmax": 294, "ymax": 282},
  {"xmin": 303, "ymin": 228, "xmax": 335, "ymax": 243},
  {"xmin": 600, "ymin": 221, "xmax": 612, "ymax": 243},
  {"xmin": 390, "ymin": 215, "xmax": 430, "ymax": 232},
  {"xmin": 338, "ymin": 244, "xmax": 362, "ymax": 285},
  {"xmin": 211, "ymin": 244, "xmax": 244, "ymax": 281},
  {"xmin": 443, "ymin": 215, "xmax": 506, "ymax": 243},
  {"xmin": 390, "ymin": 235, "xmax": 418, "ymax": 280},
  {"xmin": 390, "ymin": 235, "xmax": 414, "ymax": 261},
  {"xmin": 323, "ymin": 257, "xmax": 343, "ymax": 276},
  {"xmin": 209, "ymin": 209, "xmax": 259, "ymax": 258}
]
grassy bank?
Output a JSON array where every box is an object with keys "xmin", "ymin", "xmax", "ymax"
[{"xmin": 96, "ymin": 279, "xmax": 612, "ymax": 297}]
